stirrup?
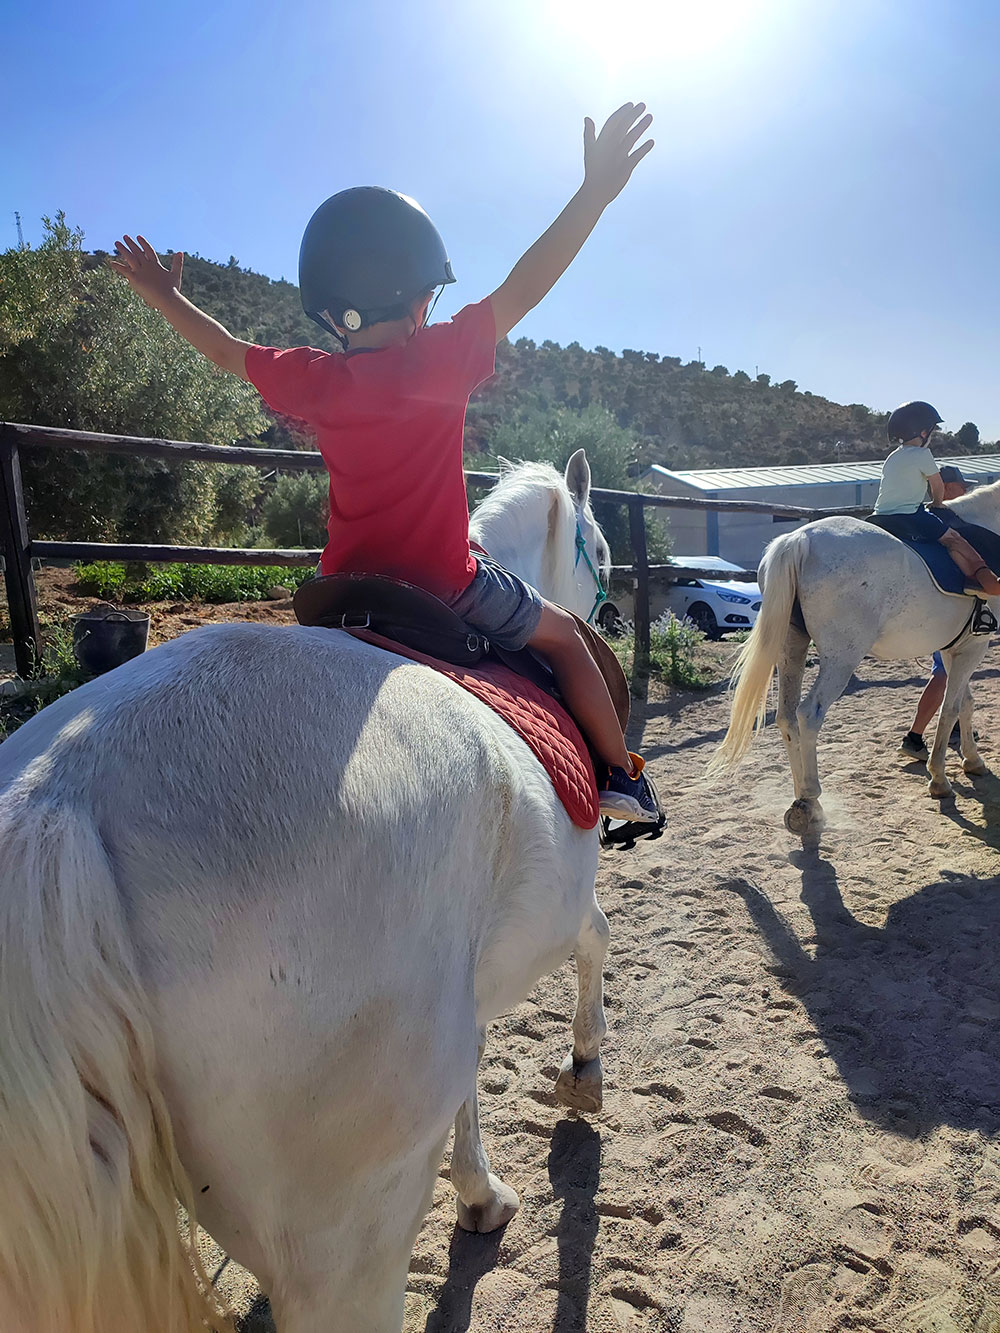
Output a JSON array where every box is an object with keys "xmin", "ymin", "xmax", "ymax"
[
  {"xmin": 599, "ymin": 768, "xmax": 666, "ymax": 850},
  {"xmin": 973, "ymin": 600, "xmax": 998, "ymax": 634}
]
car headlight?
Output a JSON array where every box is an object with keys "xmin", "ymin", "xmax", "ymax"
[{"xmin": 718, "ymin": 591, "xmax": 751, "ymax": 604}]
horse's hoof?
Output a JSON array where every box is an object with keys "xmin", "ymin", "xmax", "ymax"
[
  {"xmin": 784, "ymin": 799, "xmax": 819, "ymax": 836},
  {"xmin": 927, "ymin": 777, "xmax": 954, "ymax": 799},
  {"xmin": 963, "ymin": 758, "xmax": 988, "ymax": 777},
  {"xmin": 456, "ymin": 1174, "xmax": 520, "ymax": 1234},
  {"xmin": 554, "ymin": 1052, "xmax": 603, "ymax": 1113}
]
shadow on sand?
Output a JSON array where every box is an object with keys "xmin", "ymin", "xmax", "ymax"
[
  {"xmin": 422, "ymin": 1119, "xmax": 602, "ymax": 1333},
  {"xmin": 726, "ymin": 850, "xmax": 1000, "ymax": 1136},
  {"xmin": 235, "ymin": 1293, "xmax": 274, "ymax": 1332}
]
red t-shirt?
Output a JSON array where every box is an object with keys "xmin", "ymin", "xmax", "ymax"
[{"xmin": 245, "ymin": 298, "xmax": 496, "ymax": 601}]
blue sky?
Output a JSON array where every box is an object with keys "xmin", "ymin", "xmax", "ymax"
[{"xmin": 7, "ymin": 0, "xmax": 1000, "ymax": 440}]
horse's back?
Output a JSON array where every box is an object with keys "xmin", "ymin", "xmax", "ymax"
[
  {"xmin": 1, "ymin": 621, "xmax": 571, "ymax": 987},
  {"xmin": 769, "ymin": 514, "xmax": 971, "ymax": 657}
]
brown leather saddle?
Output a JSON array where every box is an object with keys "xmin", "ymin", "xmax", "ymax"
[{"xmin": 293, "ymin": 573, "xmax": 630, "ymax": 732}]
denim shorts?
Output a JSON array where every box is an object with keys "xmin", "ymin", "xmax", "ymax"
[
  {"xmin": 448, "ymin": 553, "xmax": 544, "ymax": 652},
  {"xmin": 869, "ymin": 506, "xmax": 949, "ymax": 542}
]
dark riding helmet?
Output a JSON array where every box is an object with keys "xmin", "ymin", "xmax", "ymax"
[
  {"xmin": 299, "ymin": 187, "xmax": 455, "ymax": 340},
  {"xmin": 886, "ymin": 400, "xmax": 943, "ymax": 442}
]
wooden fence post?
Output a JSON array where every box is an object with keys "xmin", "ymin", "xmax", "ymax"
[
  {"xmin": 0, "ymin": 429, "xmax": 41, "ymax": 677},
  {"xmin": 628, "ymin": 497, "xmax": 651, "ymax": 665}
]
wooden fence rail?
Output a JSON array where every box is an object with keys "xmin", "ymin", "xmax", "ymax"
[{"xmin": 0, "ymin": 420, "xmax": 872, "ymax": 678}]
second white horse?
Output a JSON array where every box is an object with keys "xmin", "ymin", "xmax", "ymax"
[{"xmin": 713, "ymin": 484, "xmax": 1000, "ymax": 832}]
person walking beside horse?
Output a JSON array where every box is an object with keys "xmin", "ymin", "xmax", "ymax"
[{"xmin": 898, "ymin": 464, "xmax": 979, "ymax": 760}]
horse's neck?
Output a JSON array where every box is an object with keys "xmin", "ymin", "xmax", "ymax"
[
  {"xmin": 950, "ymin": 488, "xmax": 1000, "ymax": 532},
  {"xmin": 470, "ymin": 499, "xmax": 547, "ymax": 593},
  {"xmin": 470, "ymin": 489, "xmax": 571, "ymax": 606}
]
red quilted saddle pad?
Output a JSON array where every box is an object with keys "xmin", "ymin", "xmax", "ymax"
[{"xmin": 354, "ymin": 631, "xmax": 599, "ymax": 829}]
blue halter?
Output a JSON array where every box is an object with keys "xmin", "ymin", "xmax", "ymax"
[{"xmin": 575, "ymin": 517, "xmax": 608, "ymax": 625}]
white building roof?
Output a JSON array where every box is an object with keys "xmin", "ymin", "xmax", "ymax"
[
  {"xmin": 669, "ymin": 555, "xmax": 746, "ymax": 573},
  {"xmin": 644, "ymin": 456, "xmax": 1000, "ymax": 493}
]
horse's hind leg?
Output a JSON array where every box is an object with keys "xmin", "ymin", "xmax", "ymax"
[
  {"xmin": 452, "ymin": 1027, "xmax": 521, "ymax": 1233},
  {"xmin": 788, "ymin": 649, "xmax": 861, "ymax": 835},
  {"xmin": 554, "ymin": 898, "xmax": 610, "ymax": 1113},
  {"xmin": 775, "ymin": 624, "xmax": 810, "ymax": 801},
  {"xmin": 452, "ymin": 900, "xmax": 609, "ymax": 1232},
  {"xmin": 267, "ymin": 1135, "xmax": 449, "ymax": 1333},
  {"xmin": 957, "ymin": 684, "xmax": 987, "ymax": 777}
]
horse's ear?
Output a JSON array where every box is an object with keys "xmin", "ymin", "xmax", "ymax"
[{"xmin": 565, "ymin": 449, "xmax": 591, "ymax": 507}]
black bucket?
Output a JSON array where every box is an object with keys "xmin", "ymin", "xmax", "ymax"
[{"xmin": 72, "ymin": 604, "xmax": 150, "ymax": 676}]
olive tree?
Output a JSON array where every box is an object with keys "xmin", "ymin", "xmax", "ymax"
[{"xmin": 0, "ymin": 215, "xmax": 267, "ymax": 542}]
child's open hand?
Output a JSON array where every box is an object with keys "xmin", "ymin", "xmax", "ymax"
[
  {"xmin": 108, "ymin": 236, "xmax": 183, "ymax": 309},
  {"xmin": 583, "ymin": 103, "xmax": 654, "ymax": 205}
]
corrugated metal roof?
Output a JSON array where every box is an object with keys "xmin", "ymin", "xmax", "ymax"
[
  {"xmin": 645, "ymin": 456, "xmax": 1000, "ymax": 493},
  {"xmin": 669, "ymin": 555, "xmax": 747, "ymax": 572}
]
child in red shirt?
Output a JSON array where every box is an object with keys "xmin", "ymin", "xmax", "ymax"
[{"xmin": 111, "ymin": 102, "xmax": 659, "ymax": 822}]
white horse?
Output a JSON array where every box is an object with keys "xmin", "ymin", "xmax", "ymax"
[
  {"xmin": 0, "ymin": 449, "xmax": 612, "ymax": 1333},
  {"xmin": 712, "ymin": 483, "xmax": 1000, "ymax": 834}
]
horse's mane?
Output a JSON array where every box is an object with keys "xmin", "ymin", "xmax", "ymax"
[{"xmin": 470, "ymin": 461, "xmax": 579, "ymax": 600}]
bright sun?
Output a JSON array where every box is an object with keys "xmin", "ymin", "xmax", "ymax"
[{"xmin": 541, "ymin": 0, "xmax": 772, "ymax": 77}]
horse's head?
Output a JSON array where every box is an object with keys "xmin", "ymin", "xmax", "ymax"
[
  {"xmin": 562, "ymin": 450, "xmax": 612, "ymax": 623},
  {"xmin": 469, "ymin": 450, "xmax": 611, "ymax": 622}
]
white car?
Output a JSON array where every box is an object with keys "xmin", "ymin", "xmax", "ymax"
[{"xmin": 598, "ymin": 556, "xmax": 762, "ymax": 640}]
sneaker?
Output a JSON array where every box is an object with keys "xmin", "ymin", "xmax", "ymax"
[
  {"xmin": 898, "ymin": 732, "xmax": 929, "ymax": 761},
  {"xmin": 599, "ymin": 760, "xmax": 661, "ymax": 823}
]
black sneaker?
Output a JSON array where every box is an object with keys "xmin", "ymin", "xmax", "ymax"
[
  {"xmin": 599, "ymin": 766, "xmax": 661, "ymax": 823},
  {"xmin": 898, "ymin": 732, "xmax": 929, "ymax": 761}
]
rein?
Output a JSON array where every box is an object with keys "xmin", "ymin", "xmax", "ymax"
[{"xmin": 575, "ymin": 517, "xmax": 608, "ymax": 625}]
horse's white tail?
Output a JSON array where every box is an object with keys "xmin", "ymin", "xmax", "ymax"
[
  {"xmin": 709, "ymin": 532, "xmax": 806, "ymax": 774},
  {"xmin": 0, "ymin": 797, "xmax": 230, "ymax": 1333}
]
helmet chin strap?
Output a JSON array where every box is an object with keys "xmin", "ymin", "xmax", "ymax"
[
  {"xmin": 423, "ymin": 285, "xmax": 445, "ymax": 327},
  {"xmin": 308, "ymin": 310, "xmax": 349, "ymax": 350},
  {"xmin": 313, "ymin": 288, "xmax": 445, "ymax": 351}
]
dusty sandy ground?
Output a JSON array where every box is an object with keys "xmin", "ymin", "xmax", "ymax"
[{"xmin": 6, "ymin": 575, "xmax": 1000, "ymax": 1331}]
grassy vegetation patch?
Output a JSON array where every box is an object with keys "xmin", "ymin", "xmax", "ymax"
[
  {"xmin": 74, "ymin": 561, "xmax": 314, "ymax": 603},
  {"xmin": 0, "ymin": 625, "xmax": 90, "ymax": 742},
  {"xmin": 609, "ymin": 612, "xmax": 716, "ymax": 689}
]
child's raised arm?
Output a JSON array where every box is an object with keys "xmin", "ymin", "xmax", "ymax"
[
  {"xmin": 489, "ymin": 102, "xmax": 653, "ymax": 342},
  {"xmin": 109, "ymin": 236, "xmax": 252, "ymax": 379}
]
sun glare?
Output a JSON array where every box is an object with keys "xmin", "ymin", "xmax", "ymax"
[{"xmin": 540, "ymin": 0, "xmax": 775, "ymax": 80}]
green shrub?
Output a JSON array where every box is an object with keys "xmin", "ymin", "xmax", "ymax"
[
  {"xmin": 607, "ymin": 613, "xmax": 712, "ymax": 688},
  {"xmin": 650, "ymin": 612, "xmax": 710, "ymax": 688},
  {"xmin": 1, "ymin": 216, "xmax": 268, "ymax": 544},
  {"xmin": 74, "ymin": 561, "xmax": 313, "ymax": 603},
  {"xmin": 0, "ymin": 624, "xmax": 90, "ymax": 742},
  {"xmin": 475, "ymin": 404, "xmax": 671, "ymax": 564},
  {"xmin": 262, "ymin": 472, "xmax": 328, "ymax": 548}
]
